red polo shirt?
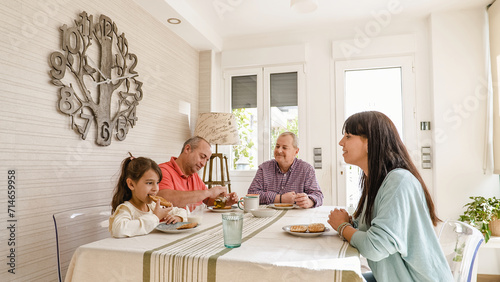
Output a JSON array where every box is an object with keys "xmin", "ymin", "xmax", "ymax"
[{"xmin": 158, "ymin": 157, "xmax": 207, "ymax": 192}]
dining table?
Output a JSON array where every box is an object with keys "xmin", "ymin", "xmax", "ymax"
[{"xmin": 65, "ymin": 205, "xmax": 363, "ymax": 282}]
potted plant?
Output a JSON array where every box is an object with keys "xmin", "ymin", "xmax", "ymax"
[{"xmin": 458, "ymin": 196, "xmax": 500, "ymax": 243}]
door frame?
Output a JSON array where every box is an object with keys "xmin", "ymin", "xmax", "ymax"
[{"xmin": 332, "ymin": 55, "xmax": 417, "ymax": 206}]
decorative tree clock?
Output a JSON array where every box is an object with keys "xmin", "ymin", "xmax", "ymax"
[{"xmin": 49, "ymin": 11, "xmax": 143, "ymax": 146}]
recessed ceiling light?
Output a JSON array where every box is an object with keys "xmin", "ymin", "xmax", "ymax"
[{"xmin": 167, "ymin": 18, "xmax": 181, "ymax": 24}]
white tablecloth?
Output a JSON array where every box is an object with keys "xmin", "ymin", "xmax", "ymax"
[{"xmin": 65, "ymin": 206, "xmax": 363, "ymax": 282}]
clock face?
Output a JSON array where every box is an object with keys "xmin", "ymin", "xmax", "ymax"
[{"xmin": 49, "ymin": 11, "xmax": 143, "ymax": 146}]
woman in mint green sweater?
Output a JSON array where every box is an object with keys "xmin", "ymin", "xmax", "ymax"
[{"xmin": 328, "ymin": 111, "xmax": 453, "ymax": 282}]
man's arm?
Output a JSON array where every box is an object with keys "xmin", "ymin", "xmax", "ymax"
[
  {"xmin": 203, "ymin": 193, "xmax": 217, "ymax": 207},
  {"xmin": 157, "ymin": 163, "xmax": 227, "ymax": 207},
  {"xmin": 157, "ymin": 173, "xmax": 227, "ymax": 207},
  {"xmin": 157, "ymin": 164, "xmax": 209, "ymax": 207},
  {"xmin": 158, "ymin": 189, "xmax": 213, "ymax": 208}
]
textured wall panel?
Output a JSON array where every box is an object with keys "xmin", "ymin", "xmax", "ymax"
[{"xmin": 0, "ymin": 0, "xmax": 199, "ymax": 280}]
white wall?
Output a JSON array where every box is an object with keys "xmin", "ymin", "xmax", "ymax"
[
  {"xmin": 0, "ymin": 0, "xmax": 199, "ymax": 280},
  {"xmin": 430, "ymin": 8, "xmax": 500, "ymax": 274},
  {"xmin": 430, "ymin": 8, "xmax": 500, "ymax": 220}
]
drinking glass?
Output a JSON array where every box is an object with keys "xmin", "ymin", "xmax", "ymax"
[
  {"xmin": 222, "ymin": 212, "xmax": 244, "ymax": 248},
  {"xmin": 187, "ymin": 203, "xmax": 204, "ymax": 224}
]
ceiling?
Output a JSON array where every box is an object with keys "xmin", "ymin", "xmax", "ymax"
[{"xmin": 133, "ymin": 0, "xmax": 493, "ymax": 51}]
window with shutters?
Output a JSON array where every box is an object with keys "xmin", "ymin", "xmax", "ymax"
[{"xmin": 225, "ymin": 65, "xmax": 304, "ymax": 171}]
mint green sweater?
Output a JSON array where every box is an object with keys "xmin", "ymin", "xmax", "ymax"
[{"xmin": 350, "ymin": 169, "xmax": 453, "ymax": 282}]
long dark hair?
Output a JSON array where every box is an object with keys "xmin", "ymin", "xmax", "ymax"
[
  {"xmin": 111, "ymin": 153, "xmax": 162, "ymax": 213},
  {"xmin": 343, "ymin": 111, "xmax": 439, "ymax": 226}
]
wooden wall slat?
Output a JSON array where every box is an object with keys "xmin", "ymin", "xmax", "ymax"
[{"xmin": 0, "ymin": 0, "xmax": 200, "ymax": 280}]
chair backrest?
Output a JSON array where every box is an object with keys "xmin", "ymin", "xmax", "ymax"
[
  {"xmin": 53, "ymin": 205, "xmax": 111, "ymax": 282},
  {"xmin": 438, "ymin": 220, "xmax": 484, "ymax": 282}
]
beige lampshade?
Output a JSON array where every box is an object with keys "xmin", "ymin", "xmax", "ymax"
[{"xmin": 194, "ymin": 112, "xmax": 240, "ymax": 145}]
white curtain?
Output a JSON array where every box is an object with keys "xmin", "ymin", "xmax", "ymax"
[{"xmin": 488, "ymin": 1, "xmax": 500, "ymax": 174}]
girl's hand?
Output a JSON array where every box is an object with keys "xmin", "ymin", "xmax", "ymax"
[
  {"xmin": 153, "ymin": 200, "xmax": 173, "ymax": 221},
  {"xmin": 328, "ymin": 208, "xmax": 350, "ymax": 230},
  {"xmin": 162, "ymin": 215, "xmax": 181, "ymax": 224}
]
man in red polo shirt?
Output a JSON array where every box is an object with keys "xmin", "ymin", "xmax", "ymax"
[{"xmin": 157, "ymin": 136, "xmax": 238, "ymax": 207}]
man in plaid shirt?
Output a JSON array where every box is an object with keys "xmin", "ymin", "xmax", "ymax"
[{"xmin": 248, "ymin": 132, "xmax": 323, "ymax": 208}]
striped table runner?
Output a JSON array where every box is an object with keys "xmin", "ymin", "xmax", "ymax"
[{"xmin": 143, "ymin": 210, "xmax": 287, "ymax": 282}]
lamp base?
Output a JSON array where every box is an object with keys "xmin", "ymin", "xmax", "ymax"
[{"xmin": 202, "ymin": 152, "xmax": 231, "ymax": 193}]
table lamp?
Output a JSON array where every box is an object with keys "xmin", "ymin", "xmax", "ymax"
[{"xmin": 194, "ymin": 112, "xmax": 240, "ymax": 193}]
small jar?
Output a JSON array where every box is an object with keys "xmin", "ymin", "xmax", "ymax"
[{"xmin": 214, "ymin": 193, "xmax": 228, "ymax": 209}]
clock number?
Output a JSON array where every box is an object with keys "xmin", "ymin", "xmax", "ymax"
[
  {"xmin": 61, "ymin": 25, "xmax": 81, "ymax": 54},
  {"xmin": 49, "ymin": 51, "xmax": 67, "ymax": 79},
  {"xmin": 100, "ymin": 122, "xmax": 111, "ymax": 141},
  {"xmin": 99, "ymin": 15, "xmax": 113, "ymax": 38},
  {"xmin": 116, "ymin": 116, "xmax": 128, "ymax": 141},
  {"xmin": 58, "ymin": 86, "xmax": 79, "ymax": 115},
  {"xmin": 128, "ymin": 54, "xmax": 138, "ymax": 74},
  {"xmin": 128, "ymin": 105, "xmax": 138, "ymax": 126},
  {"xmin": 77, "ymin": 11, "xmax": 93, "ymax": 37},
  {"xmin": 75, "ymin": 110, "xmax": 93, "ymax": 140},
  {"xmin": 134, "ymin": 81, "xmax": 143, "ymax": 101}
]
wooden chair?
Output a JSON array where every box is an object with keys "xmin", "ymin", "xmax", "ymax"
[{"xmin": 53, "ymin": 205, "xmax": 111, "ymax": 282}]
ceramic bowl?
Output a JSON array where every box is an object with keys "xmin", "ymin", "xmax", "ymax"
[{"xmin": 250, "ymin": 208, "xmax": 275, "ymax": 218}]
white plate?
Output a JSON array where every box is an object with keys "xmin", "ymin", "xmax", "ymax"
[
  {"xmin": 282, "ymin": 224, "xmax": 330, "ymax": 237},
  {"xmin": 155, "ymin": 222, "xmax": 198, "ymax": 233},
  {"xmin": 208, "ymin": 206, "xmax": 239, "ymax": 213},
  {"xmin": 269, "ymin": 203, "xmax": 299, "ymax": 210}
]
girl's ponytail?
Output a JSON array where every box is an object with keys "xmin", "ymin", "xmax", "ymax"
[{"xmin": 111, "ymin": 153, "xmax": 161, "ymax": 213}]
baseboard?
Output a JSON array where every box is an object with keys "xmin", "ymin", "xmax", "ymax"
[{"xmin": 477, "ymin": 274, "xmax": 500, "ymax": 282}]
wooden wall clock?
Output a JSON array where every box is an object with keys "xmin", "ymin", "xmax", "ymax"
[{"xmin": 48, "ymin": 11, "xmax": 143, "ymax": 146}]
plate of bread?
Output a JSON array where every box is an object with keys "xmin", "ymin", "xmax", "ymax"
[
  {"xmin": 156, "ymin": 222, "xmax": 198, "ymax": 233},
  {"xmin": 282, "ymin": 223, "xmax": 329, "ymax": 237},
  {"xmin": 269, "ymin": 203, "xmax": 299, "ymax": 210},
  {"xmin": 208, "ymin": 206, "xmax": 238, "ymax": 212}
]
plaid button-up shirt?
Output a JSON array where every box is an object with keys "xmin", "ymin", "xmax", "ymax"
[{"xmin": 247, "ymin": 158, "xmax": 323, "ymax": 207}]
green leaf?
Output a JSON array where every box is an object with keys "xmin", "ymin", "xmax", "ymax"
[{"xmin": 458, "ymin": 196, "xmax": 500, "ymax": 243}]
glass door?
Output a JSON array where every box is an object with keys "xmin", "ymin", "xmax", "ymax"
[{"xmin": 334, "ymin": 56, "xmax": 416, "ymax": 207}]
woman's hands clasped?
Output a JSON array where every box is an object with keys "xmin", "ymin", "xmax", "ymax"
[{"xmin": 328, "ymin": 208, "xmax": 351, "ymax": 230}]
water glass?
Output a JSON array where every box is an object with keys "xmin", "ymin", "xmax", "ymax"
[{"xmin": 222, "ymin": 212, "xmax": 244, "ymax": 248}]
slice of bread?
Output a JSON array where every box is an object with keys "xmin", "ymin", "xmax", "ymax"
[
  {"xmin": 290, "ymin": 225, "xmax": 308, "ymax": 233},
  {"xmin": 307, "ymin": 223, "xmax": 325, "ymax": 233},
  {"xmin": 176, "ymin": 222, "xmax": 198, "ymax": 230},
  {"xmin": 275, "ymin": 203, "xmax": 293, "ymax": 207},
  {"xmin": 149, "ymin": 195, "xmax": 173, "ymax": 207}
]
